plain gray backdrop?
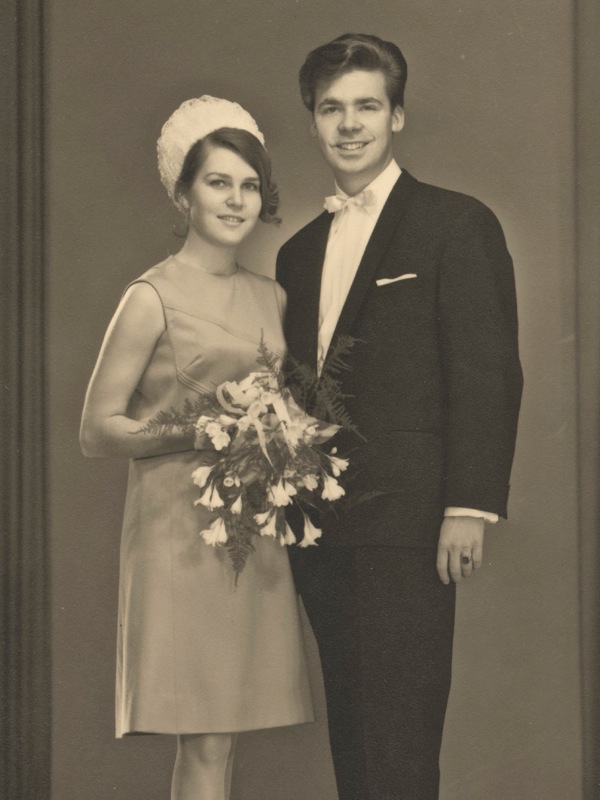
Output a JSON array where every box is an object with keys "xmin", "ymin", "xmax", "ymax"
[{"xmin": 47, "ymin": 1, "xmax": 582, "ymax": 798}]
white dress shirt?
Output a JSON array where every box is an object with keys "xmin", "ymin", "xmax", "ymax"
[
  {"xmin": 318, "ymin": 160, "xmax": 497, "ymax": 523},
  {"xmin": 319, "ymin": 160, "xmax": 401, "ymax": 365}
]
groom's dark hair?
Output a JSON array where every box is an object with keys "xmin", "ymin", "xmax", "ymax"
[{"xmin": 299, "ymin": 33, "xmax": 408, "ymax": 113}]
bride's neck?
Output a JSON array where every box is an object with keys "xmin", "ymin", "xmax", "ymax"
[{"xmin": 176, "ymin": 234, "xmax": 237, "ymax": 276}]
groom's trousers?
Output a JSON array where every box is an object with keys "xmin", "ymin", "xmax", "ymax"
[{"xmin": 290, "ymin": 543, "xmax": 456, "ymax": 800}]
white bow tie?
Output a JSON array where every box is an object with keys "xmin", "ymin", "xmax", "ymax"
[{"xmin": 323, "ymin": 189, "xmax": 376, "ymax": 214}]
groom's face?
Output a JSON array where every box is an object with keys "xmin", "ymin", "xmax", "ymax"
[{"xmin": 311, "ymin": 69, "xmax": 404, "ymax": 194}]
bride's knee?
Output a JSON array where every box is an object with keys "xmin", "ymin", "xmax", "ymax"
[{"xmin": 177, "ymin": 733, "xmax": 232, "ymax": 765}]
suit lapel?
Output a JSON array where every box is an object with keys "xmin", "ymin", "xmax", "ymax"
[
  {"xmin": 324, "ymin": 170, "xmax": 417, "ymax": 364},
  {"xmin": 289, "ymin": 211, "xmax": 332, "ymax": 371}
]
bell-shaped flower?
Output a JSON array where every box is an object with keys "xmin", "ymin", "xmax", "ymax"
[
  {"xmin": 209, "ymin": 485, "xmax": 225, "ymax": 508},
  {"xmin": 195, "ymin": 415, "xmax": 213, "ymax": 433},
  {"xmin": 191, "ymin": 464, "xmax": 215, "ymax": 489},
  {"xmin": 254, "ymin": 508, "xmax": 277, "ymax": 538},
  {"xmin": 200, "ymin": 516, "xmax": 229, "ymax": 547},
  {"xmin": 195, "ymin": 482, "xmax": 225, "ymax": 510},
  {"xmin": 284, "ymin": 480, "xmax": 297, "ymax": 498},
  {"xmin": 327, "ymin": 453, "xmax": 349, "ymax": 477},
  {"xmin": 279, "ymin": 521, "xmax": 296, "ymax": 547},
  {"xmin": 321, "ymin": 473, "xmax": 345, "ymax": 501},
  {"xmin": 305, "ymin": 419, "xmax": 341, "ymax": 444},
  {"xmin": 247, "ymin": 398, "xmax": 269, "ymax": 418},
  {"xmin": 301, "ymin": 473, "xmax": 319, "ymax": 491},
  {"xmin": 230, "ymin": 494, "xmax": 243, "ymax": 515},
  {"xmin": 236, "ymin": 415, "xmax": 252, "ymax": 432},
  {"xmin": 269, "ymin": 479, "xmax": 296, "ymax": 507},
  {"xmin": 205, "ymin": 421, "xmax": 230, "ymax": 451},
  {"xmin": 298, "ymin": 511, "xmax": 322, "ymax": 548}
]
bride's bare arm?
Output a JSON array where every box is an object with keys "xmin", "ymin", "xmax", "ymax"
[{"xmin": 80, "ymin": 282, "xmax": 195, "ymax": 458}]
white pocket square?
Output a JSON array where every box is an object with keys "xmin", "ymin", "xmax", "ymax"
[{"xmin": 376, "ymin": 273, "xmax": 417, "ymax": 286}]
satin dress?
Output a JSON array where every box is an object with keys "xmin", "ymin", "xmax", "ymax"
[{"xmin": 115, "ymin": 256, "xmax": 313, "ymax": 737}]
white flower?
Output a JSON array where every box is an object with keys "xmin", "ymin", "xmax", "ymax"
[
  {"xmin": 205, "ymin": 421, "xmax": 230, "ymax": 451},
  {"xmin": 255, "ymin": 509, "xmax": 278, "ymax": 538},
  {"xmin": 191, "ymin": 464, "xmax": 215, "ymax": 489},
  {"xmin": 217, "ymin": 378, "xmax": 259, "ymax": 410},
  {"xmin": 321, "ymin": 473, "xmax": 345, "ymax": 501},
  {"xmin": 269, "ymin": 479, "xmax": 296, "ymax": 507},
  {"xmin": 200, "ymin": 516, "xmax": 229, "ymax": 546},
  {"xmin": 209, "ymin": 485, "xmax": 225, "ymax": 507},
  {"xmin": 230, "ymin": 494, "xmax": 243, "ymax": 515},
  {"xmin": 259, "ymin": 391, "xmax": 276, "ymax": 406},
  {"xmin": 327, "ymin": 454, "xmax": 349, "ymax": 477},
  {"xmin": 247, "ymin": 398, "xmax": 268, "ymax": 417},
  {"xmin": 279, "ymin": 522, "xmax": 296, "ymax": 547},
  {"xmin": 254, "ymin": 509, "xmax": 272, "ymax": 525},
  {"xmin": 236, "ymin": 415, "xmax": 252, "ymax": 432},
  {"xmin": 299, "ymin": 512, "xmax": 322, "ymax": 548},
  {"xmin": 195, "ymin": 482, "xmax": 225, "ymax": 510},
  {"xmin": 194, "ymin": 415, "xmax": 212, "ymax": 448},
  {"xmin": 284, "ymin": 480, "xmax": 297, "ymax": 498},
  {"xmin": 301, "ymin": 473, "xmax": 319, "ymax": 491}
]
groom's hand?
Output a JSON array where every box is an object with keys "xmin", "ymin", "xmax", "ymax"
[{"xmin": 436, "ymin": 516, "xmax": 484, "ymax": 584}]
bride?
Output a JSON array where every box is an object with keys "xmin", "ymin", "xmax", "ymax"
[{"xmin": 80, "ymin": 96, "xmax": 313, "ymax": 800}]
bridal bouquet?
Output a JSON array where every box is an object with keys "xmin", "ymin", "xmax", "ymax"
[{"xmin": 140, "ymin": 338, "xmax": 357, "ymax": 578}]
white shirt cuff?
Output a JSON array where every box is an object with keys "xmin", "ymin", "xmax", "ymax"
[{"xmin": 444, "ymin": 507, "xmax": 499, "ymax": 523}]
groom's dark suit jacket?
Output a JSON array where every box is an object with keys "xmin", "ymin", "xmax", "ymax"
[{"xmin": 276, "ymin": 170, "xmax": 523, "ymax": 549}]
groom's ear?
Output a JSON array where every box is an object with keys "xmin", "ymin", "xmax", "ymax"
[
  {"xmin": 310, "ymin": 118, "xmax": 317, "ymax": 137},
  {"xmin": 392, "ymin": 106, "xmax": 405, "ymax": 133}
]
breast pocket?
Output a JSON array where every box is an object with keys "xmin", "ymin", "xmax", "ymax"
[{"xmin": 375, "ymin": 273, "xmax": 418, "ymax": 287}]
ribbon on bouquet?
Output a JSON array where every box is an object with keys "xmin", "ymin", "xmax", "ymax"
[{"xmin": 215, "ymin": 375, "xmax": 298, "ymax": 466}]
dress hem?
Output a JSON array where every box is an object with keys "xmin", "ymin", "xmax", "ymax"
[{"xmin": 117, "ymin": 716, "xmax": 316, "ymax": 738}]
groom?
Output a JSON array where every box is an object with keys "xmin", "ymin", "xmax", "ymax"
[{"xmin": 276, "ymin": 33, "xmax": 523, "ymax": 800}]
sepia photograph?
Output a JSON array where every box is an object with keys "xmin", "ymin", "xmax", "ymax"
[{"xmin": 2, "ymin": 1, "xmax": 598, "ymax": 798}]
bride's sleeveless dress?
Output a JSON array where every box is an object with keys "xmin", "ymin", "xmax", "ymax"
[{"xmin": 115, "ymin": 256, "xmax": 314, "ymax": 736}]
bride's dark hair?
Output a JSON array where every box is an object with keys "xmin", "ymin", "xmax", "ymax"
[{"xmin": 174, "ymin": 128, "xmax": 280, "ymax": 224}]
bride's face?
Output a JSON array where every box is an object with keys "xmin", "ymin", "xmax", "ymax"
[{"xmin": 183, "ymin": 146, "xmax": 262, "ymax": 248}]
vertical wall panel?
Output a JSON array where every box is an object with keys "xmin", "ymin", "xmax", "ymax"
[
  {"xmin": 0, "ymin": 1, "xmax": 50, "ymax": 798},
  {"xmin": 575, "ymin": 1, "xmax": 600, "ymax": 797}
]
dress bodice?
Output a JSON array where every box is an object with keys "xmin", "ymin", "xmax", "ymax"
[{"xmin": 126, "ymin": 256, "xmax": 286, "ymax": 421}]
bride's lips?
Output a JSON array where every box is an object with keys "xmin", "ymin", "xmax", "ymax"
[{"xmin": 218, "ymin": 215, "xmax": 245, "ymax": 225}]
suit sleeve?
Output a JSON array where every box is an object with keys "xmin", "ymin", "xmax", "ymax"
[{"xmin": 438, "ymin": 202, "xmax": 523, "ymax": 517}]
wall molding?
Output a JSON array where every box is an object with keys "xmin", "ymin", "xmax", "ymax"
[
  {"xmin": 575, "ymin": 1, "xmax": 600, "ymax": 797},
  {"xmin": 0, "ymin": 1, "xmax": 50, "ymax": 798}
]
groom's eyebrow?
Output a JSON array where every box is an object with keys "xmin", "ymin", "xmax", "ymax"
[
  {"xmin": 353, "ymin": 96, "xmax": 384, "ymax": 105},
  {"xmin": 317, "ymin": 96, "xmax": 383, "ymax": 108}
]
